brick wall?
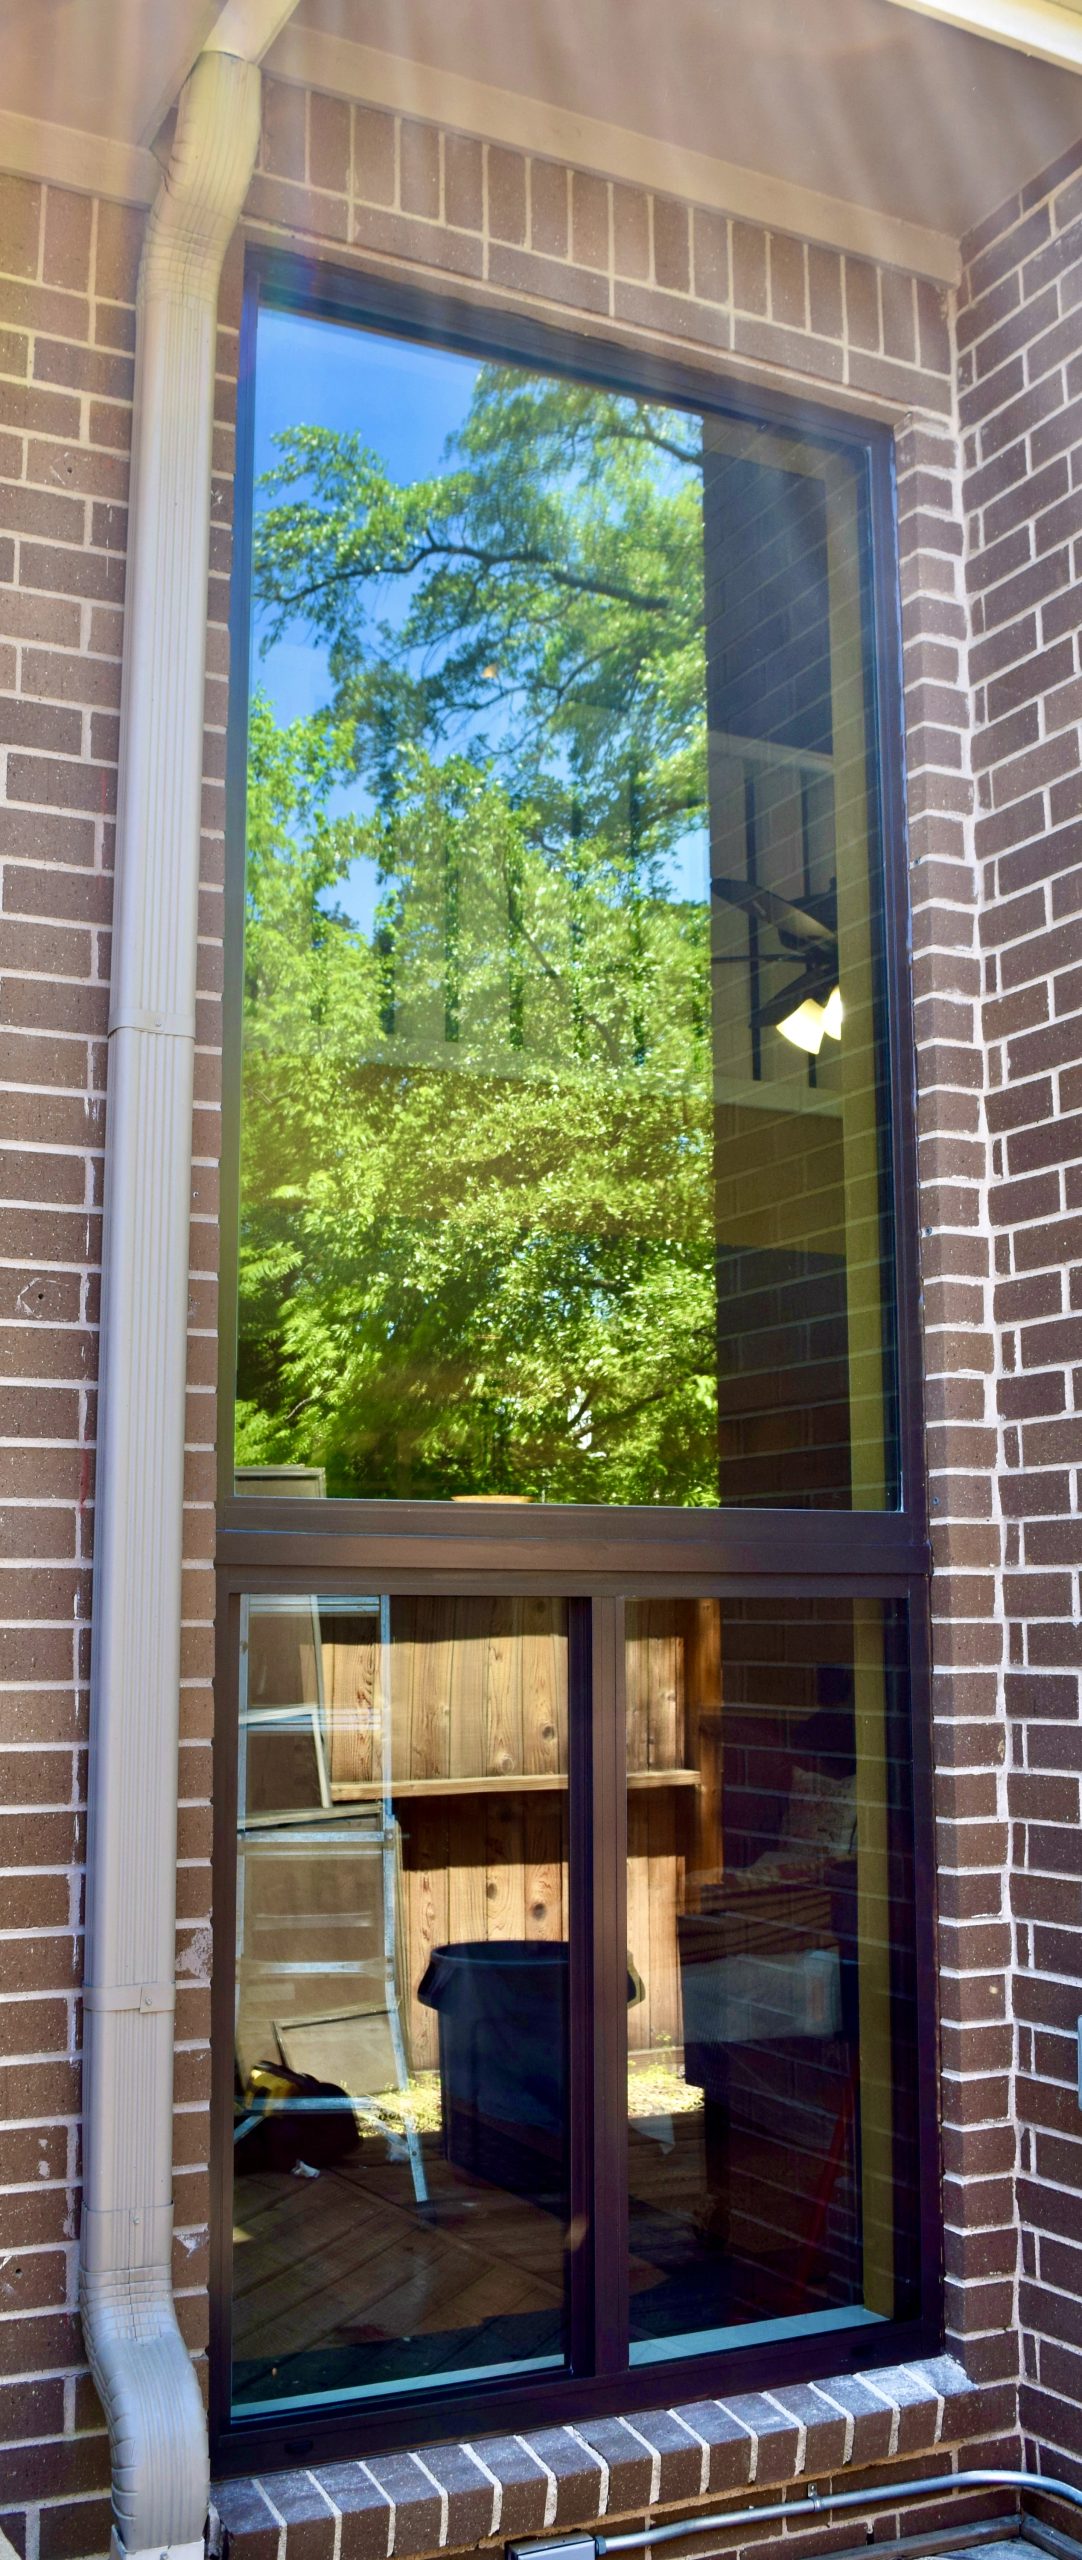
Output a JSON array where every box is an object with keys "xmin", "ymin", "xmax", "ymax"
[
  {"xmin": 955, "ymin": 139, "xmax": 1082, "ymax": 2484},
  {"xmin": 0, "ymin": 63, "xmax": 1075, "ymax": 2560}
]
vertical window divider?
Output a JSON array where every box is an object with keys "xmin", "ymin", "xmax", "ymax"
[{"xmin": 569, "ymin": 1596, "xmax": 629, "ymax": 2377}]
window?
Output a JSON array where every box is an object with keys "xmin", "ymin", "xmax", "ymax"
[{"xmin": 213, "ymin": 256, "xmax": 934, "ymax": 2466}]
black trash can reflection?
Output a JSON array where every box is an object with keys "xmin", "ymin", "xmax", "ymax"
[
  {"xmin": 419, "ymin": 1939, "xmax": 567, "ymax": 2201},
  {"xmin": 419, "ymin": 1940, "xmax": 643, "ymax": 2203}
]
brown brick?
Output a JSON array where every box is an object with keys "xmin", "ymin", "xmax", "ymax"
[
  {"xmin": 845, "ymin": 254, "xmax": 880, "ymax": 349},
  {"xmin": 617, "ymin": 278, "xmax": 729, "ymax": 351},
  {"xmin": 444, "ymin": 132, "xmax": 483, "ymax": 232},
  {"xmin": 258, "ymin": 2470, "xmax": 335, "ymax": 2558},
  {"xmin": 309, "ymin": 90, "xmax": 350, "ymax": 196},
  {"xmin": 530, "ymin": 159, "xmax": 568, "ymax": 259},
  {"xmin": 16, "ymin": 542, "xmax": 125, "ymax": 607},
  {"xmin": 0, "ymin": 324, "xmax": 28, "ymax": 377},
  {"xmin": 489, "ymin": 241, "xmax": 607, "ymax": 316},
  {"xmin": 807, "ymin": 243, "xmax": 843, "ymax": 338},
  {"xmin": 363, "ymin": 2456, "xmax": 441, "ymax": 2555},
  {"xmin": 213, "ymin": 2481, "xmax": 281, "ymax": 2559},
  {"xmin": 0, "ymin": 276, "xmax": 88, "ymax": 342},
  {"xmin": 0, "ymin": 695, "xmax": 82, "ymax": 753},
  {"xmin": 20, "ymin": 644, "xmax": 122, "ymax": 710},
  {"xmin": 347, "ymin": 202, "xmax": 482, "ymax": 283},
  {"xmin": 39, "ymin": 2497, "xmax": 114, "ymax": 2560},
  {"xmin": 569, "ymin": 2417, "xmax": 653, "ymax": 2510},
  {"xmin": 41, "ymin": 192, "xmax": 91, "ymax": 293},
  {"xmin": 731, "ymin": 219, "xmax": 767, "ymax": 314},
  {"xmin": 400, "ymin": 119, "xmax": 440, "ymax": 222},
  {"xmin": 882, "ymin": 266, "xmax": 917, "ymax": 362},
  {"xmin": 0, "ymin": 177, "xmax": 41, "ymax": 282},
  {"xmin": 467, "ymin": 2437, "xmax": 547, "ymax": 2538},
  {"xmin": 770, "ymin": 230, "xmax": 806, "ymax": 329},
  {"xmin": 301, "ymin": 2464, "xmax": 389, "ymax": 2560},
  {"xmin": 416, "ymin": 2444, "xmax": 496, "ymax": 2546},
  {"xmin": 968, "ymin": 200, "xmax": 1051, "ymax": 302},
  {"xmin": 89, "ymin": 299, "xmax": 130, "ymax": 364},
  {"xmin": 571, "ymin": 169, "xmax": 609, "ymax": 272},
  {"xmin": 614, "ymin": 184, "xmax": 651, "ymax": 283},
  {"xmin": 0, "ymin": 380, "xmax": 79, "ymax": 440},
  {"xmin": 352, "ymin": 104, "xmax": 395, "ymax": 209},
  {"xmin": 848, "ymin": 344, "xmax": 951, "ymax": 413},
  {"xmin": 94, "ymin": 200, "xmax": 143, "ymax": 303},
  {"xmin": 262, "ymin": 77, "xmax": 307, "ymax": 183},
  {"xmin": 0, "ymin": 591, "xmax": 82, "ymax": 648},
  {"xmin": 691, "ymin": 205, "xmax": 728, "ymax": 305},
  {"xmin": 487, "ymin": 146, "xmax": 527, "ymax": 246},
  {"xmin": 732, "ymin": 313, "xmax": 842, "ymax": 382},
  {"xmin": 675, "ymin": 2399, "xmax": 754, "ymax": 2489},
  {"xmin": 723, "ymin": 2391, "xmax": 800, "ymax": 2481},
  {"xmin": 7, "ymin": 752, "xmax": 116, "ymax": 815},
  {"xmin": 653, "ymin": 195, "xmax": 689, "ymax": 294},
  {"xmin": 243, "ymin": 169, "xmax": 349, "ymax": 243}
]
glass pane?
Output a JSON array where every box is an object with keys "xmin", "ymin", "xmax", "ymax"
[
  {"xmin": 624, "ymin": 1599, "xmax": 920, "ymax": 2361},
  {"xmin": 231, "ymin": 1593, "xmax": 571, "ymax": 2413},
  {"xmin": 235, "ymin": 305, "xmax": 896, "ymax": 1506}
]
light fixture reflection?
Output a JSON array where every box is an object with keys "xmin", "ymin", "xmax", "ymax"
[{"xmin": 777, "ymin": 985, "xmax": 843, "ymax": 1056}]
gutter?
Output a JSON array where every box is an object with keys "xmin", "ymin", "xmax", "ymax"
[{"xmin": 79, "ymin": 9, "xmax": 296, "ymax": 2556}]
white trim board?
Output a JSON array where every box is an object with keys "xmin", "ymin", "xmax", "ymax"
[
  {"xmin": 0, "ymin": 107, "xmax": 159, "ymax": 206},
  {"xmin": 885, "ymin": 0, "xmax": 1082, "ymax": 72}
]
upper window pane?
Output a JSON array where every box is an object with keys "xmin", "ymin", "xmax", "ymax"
[{"xmin": 235, "ymin": 305, "xmax": 898, "ymax": 1507}]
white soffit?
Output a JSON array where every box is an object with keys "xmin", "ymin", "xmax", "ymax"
[
  {"xmin": 0, "ymin": 0, "xmax": 223, "ymax": 150},
  {"xmin": 0, "ymin": 0, "xmax": 296, "ymax": 204}
]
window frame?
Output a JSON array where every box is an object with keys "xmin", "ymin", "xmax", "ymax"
[{"xmin": 210, "ymin": 246, "xmax": 939, "ymax": 2472}]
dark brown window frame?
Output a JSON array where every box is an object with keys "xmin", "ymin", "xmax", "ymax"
[{"xmin": 210, "ymin": 245, "xmax": 940, "ymax": 2474}]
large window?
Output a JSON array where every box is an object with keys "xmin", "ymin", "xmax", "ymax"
[{"xmin": 213, "ymin": 258, "xmax": 934, "ymax": 2467}]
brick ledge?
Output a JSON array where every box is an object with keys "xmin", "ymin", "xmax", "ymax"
[{"xmin": 214, "ymin": 2356, "xmax": 979, "ymax": 2559}]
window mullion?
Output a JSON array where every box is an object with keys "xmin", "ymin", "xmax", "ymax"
[{"xmin": 569, "ymin": 1595, "xmax": 629, "ymax": 2377}]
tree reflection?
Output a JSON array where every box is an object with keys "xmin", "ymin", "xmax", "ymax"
[{"xmin": 237, "ymin": 366, "xmax": 718, "ymax": 1502}]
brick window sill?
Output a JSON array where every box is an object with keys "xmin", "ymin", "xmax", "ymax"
[{"xmin": 213, "ymin": 2356, "xmax": 974, "ymax": 2560}]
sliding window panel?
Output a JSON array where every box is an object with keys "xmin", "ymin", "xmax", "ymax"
[
  {"xmin": 229, "ymin": 1593, "xmax": 573, "ymax": 2415},
  {"xmin": 623, "ymin": 1596, "xmax": 920, "ymax": 2365}
]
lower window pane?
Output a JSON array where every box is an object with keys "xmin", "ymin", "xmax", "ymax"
[
  {"xmin": 231, "ymin": 1594, "xmax": 571, "ymax": 2412},
  {"xmin": 625, "ymin": 1597, "xmax": 919, "ymax": 2361}
]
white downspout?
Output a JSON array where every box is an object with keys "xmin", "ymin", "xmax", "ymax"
[{"xmin": 80, "ymin": 11, "xmax": 295, "ymax": 2555}]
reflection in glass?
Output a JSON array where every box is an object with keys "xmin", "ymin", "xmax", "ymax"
[
  {"xmin": 231, "ymin": 1593, "xmax": 570, "ymax": 2412},
  {"xmin": 624, "ymin": 1599, "xmax": 918, "ymax": 2361},
  {"xmin": 236, "ymin": 309, "xmax": 896, "ymax": 1505}
]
